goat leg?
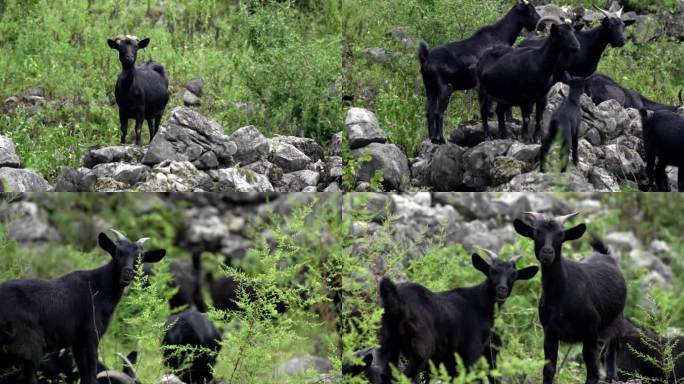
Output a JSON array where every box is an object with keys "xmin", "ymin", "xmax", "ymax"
[
  {"xmin": 119, "ymin": 114, "xmax": 128, "ymax": 145},
  {"xmin": 134, "ymin": 118, "xmax": 144, "ymax": 147},
  {"xmin": 495, "ymin": 103, "xmax": 509, "ymax": 139},
  {"xmin": 484, "ymin": 333, "xmax": 501, "ymax": 384},
  {"xmin": 480, "ymin": 96, "xmax": 493, "ymax": 141},
  {"xmin": 604, "ymin": 337, "xmax": 619, "ymax": 382},
  {"xmin": 655, "ymin": 159, "xmax": 668, "ymax": 191},
  {"xmin": 534, "ymin": 98, "xmax": 547, "ymax": 143},
  {"xmin": 571, "ymin": 128, "xmax": 579, "ymax": 167},
  {"xmin": 520, "ymin": 104, "xmax": 534, "ymax": 144},
  {"xmin": 146, "ymin": 118, "xmax": 155, "ymax": 144},
  {"xmin": 154, "ymin": 112, "xmax": 164, "ymax": 140},
  {"xmin": 582, "ymin": 338, "xmax": 600, "ymax": 384},
  {"xmin": 542, "ymin": 329, "xmax": 559, "ymax": 384},
  {"xmin": 73, "ymin": 342, "xmax": 98, "ymax": 384},
  {"xmin": 540, "ymin": 120, "xmax": 559, "ymax": 173}
]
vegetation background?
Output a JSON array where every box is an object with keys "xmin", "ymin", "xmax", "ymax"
[
  {"xmin": 0, "ymin": 0, "xmax": 343, "ymax": 183},
  {"xmin": 341, "ymin": 192, "xmax": 684, "ymax": 383},
  {"xmin": 342, "ymin": 0, "xmax": 684, "ymax": 158},
  {"xmin": 0, "ymin": 193, "xmax": 345, "ymax": 383}
]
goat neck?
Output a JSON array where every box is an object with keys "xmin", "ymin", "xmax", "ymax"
[
  {"xmin": 82, "ymin": 262, "xmax": 127, "ymax": 333},
  {"xmin": 578, "ymin": 26, "xmax": 611, "ymax": 69},
  {"xmin": 118, "ymin": 61, "xmax": 137, "ymax": 90},
  {"xmin": 537, "ymin": 35, "xmax": 566, "ymax": 78},
  {"xmin": 491, "ymin": 8, "xmax": 529, "ymax": 46},
  {"xmin": 540, "ymin": 254, "xmax": 567, "ymax": 297}
]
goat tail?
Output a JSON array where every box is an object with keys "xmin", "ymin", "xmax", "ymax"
[
  {"xmin": 143, "ymin": 61, "xmax": 167, "ymax": 79},
  {"xmin": 590, "ymin": 235, "xmax": 610, "ymax": 255},
  {"xmin": 379, "ymin": 277, "xmax": 401, "ymax": 316},
  {"xmin": 418, "ymin": 40, "xmax": 430, "ymax": 67}
]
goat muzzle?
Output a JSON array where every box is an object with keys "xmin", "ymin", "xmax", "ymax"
[
  {"xmin": 120, "ymin": 268, "xmax": 135, "ymax": 286},
  {"xmin": 495, "ymin": 286, "xmax": 509, "ymax": 302},
  {"xmin": 539, "ymin": 248, "xmax": 555, "ymax": 264}
]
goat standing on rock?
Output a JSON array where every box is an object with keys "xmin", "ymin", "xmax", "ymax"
[
  {"xmin": 0, "ymin": 229, "xmax": 166, "ymax": 384},
  {"xmin": 514, "ymin": 212, "xmax": 626, "ymax": 384},
  {"xmin": 108, "ymin": 36, "xmax": 169, "ymax": 146},
  {"xmin": 377, "ymin": 250, "xmax": 538, "ymax": 383},
  {"xmin": 419, "ymin": 0, "xmax": 542, "ymax": 144},
  {"xmin": 476, "ymin": 17, "xmax": 580, "ymax": 143}
]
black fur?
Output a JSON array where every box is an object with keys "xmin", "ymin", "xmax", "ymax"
[
  {"xmin": 419, "ymin": 2, "xmax": 541, "ymax": 144},
  {"xmin": 587, "ymin": 73, "xmax": 680, "ymax": 112},
  {"xmin": 514, "ymin": 217, "xmax": 626, "ymax": 384},
  {"xmin": 640, "ymin": 109, "xmax": 684, "ymax": 191}
]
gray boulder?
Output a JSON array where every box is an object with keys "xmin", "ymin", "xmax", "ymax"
[
  {"xmin": 185, "ymin": 77, "xmax": 204, "ymax": 96},
  {"xmin": 281, "ymin": 170, "xmax": 320, "ymax": 192},
  {"xmin": 210, "ymin": 168, "xmax": 274, "ymax": 192},
  {"xmin": 181, "ymin": 90, "xmax": 201, "ymax": 106},
  {"xmin": 81, "ymin": 145, "xmax": 145, "ymax": 168},
  {"xmin": 603, "ymin": 143, "xmax": 645, "ymax": 182},
  {"xmin": 345, "ymin": 108, "xmax": 387, "ymax": 149},
  {"xmin": 243, "ymin": 159, "xmax": 283, "ymax": 186},
  {"xmin": 428, "ymin": 143, "xmax": 465, "ymax": 191},
  {"xmin": 329, "ymin": 131, "xmax": 343, "ymax": 157},
  {"xmin": 462, "ymin": 140, "xmax": 514, "ymax": 189},
  {"xmin": 0, "ymin": 135, "xmax": 21, "ymax": 168},
  {"xmin": 351, "ymin": 142, "xmax": 409, "ymax": 191},
  {"xmin": 143, "ymin": 107, "xmax": 237, "ymax": 169},
  {"xmin": 0, "ymin": 168, "xmax": 50, "ymax": 192},
  {"xmin": 91, "ymin": 162, "xmax": 150, "ymax": 186},
  {"xmin": 495, "ymin": 171, "xmax": 595, "ymax": 192},
  {"xmin": 269, "ymin": 140, "xmax": 311, "ymax": 173},
  {"xmin": 273, "ymin": 135, "xmax": 324, "ymax": 162},
  {"xmin": 229, "ymin": 125, "xmax": 271, "ymax": 165},
  {"xmin": 0, "ymin": 201, "xmax": 60, "ymax": 246},
  {"xmin": 134, "ymin": 161, "xmax": 213, "ymax": 192},
  {"xmin": 276, "ymin": 355, "xmax": 332, "ymax": 376}
]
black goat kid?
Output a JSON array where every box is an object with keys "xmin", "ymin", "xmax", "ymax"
[
  {"xmin": 514, "ymin": 212, "xmax": 626, "ymax": 384},
  {"xmin": 640, "ymin": 109, "xmax": 684, "ymax": 191},
  {"xmin": 539, "ymin": 76, "xmax": 588, "ymax": 173},
  {"xmin": 107, "ymin": 36, "xmax": 169, "ymax": 146},
  {"xmin": 377, "ymin": 251, "xmax": 538, "ymax": 383},
  {"xmin": 0, "ymin": 229, "xmax": 166, "ymax": 384},
  {"xmin": 476, "ymin": 18, "xmax": 580, "ymax": 142},
  {"xmin": 419, "ymin": 0, "xmax": 541, "ymax": 144},
  {"xmin": 587, "ymin": 73, "xmax": 683, "ymax": 112}
]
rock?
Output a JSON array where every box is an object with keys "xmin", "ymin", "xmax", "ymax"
[
  {"xmin": 228, "ymin": 125, "xmax": 271, "ymax": 165},
  {"xmin": 0, "ymin": 135, "xmax": 21, "ymax": 168},
  {"xmin": 323, "ymin": 181, "xmax": 342, "ymax": 192},
  {"xmin": 449, "ymin": 123, "xmax": 486, "ymax": 147},
  {"xmin": 462, "ymin": 140, "xmax": 514, "ymax": 189},
  {"xmin": 325, "ymin": 156, "xmax": 342, "ymax": 182},
  {"xmin": 329, "ymin": 131, "xmax": 343, "ymax": 157},
  {"xmin": 0, "ymin": 201, "xmax": 60, "ymax": 246},
  {"xmin": 210, "ymin": 167, "xmax": 274, "ymax": 192},
  {"xmin": 91, "ymin": 162, "xmax": 150, "ymax": 186},
  {"xmin": 0, "ymin": 168, "xmax": 50, "ymax": 192},
  {"xmin": 410, "ymin": 158, "xmax": 430, "ymax": 187},
  {"xmin": 391, "ymin": 27, "xmax": 418, "ymax": 48},
  {"xmin": 605, "ymin": 232, "xmax": 642, "ymax": 253},
  {"xmin": 351, "ymin": 142, "xmax": 409, "ymax": 191},
  {"xmin": 134, "ymin": 160, "xmax": 213, "ymax": 192},
  {"xmin": 432, "ymin": 192, "xmax": 499, "ymax": 221},
  {"xmin": 92, "ymin": 177, "xmax": 129, "ymax": 192},
  {"xmin": 269, "ymin": 140, "xmax": 311, "ymax": 173},
  {"xmin": 345, "ymin": 108, "xmax": 387, "ymax": 149},
  {"xmin": 54, "ymin": 167, "xmax": 92, "ymax": 192},
  {"xmin": 603, "ymin": 143, "xmax": 645, "ymax": 182},
  {"xmin": 81, "ymin": 145, "xmax": 145, "ymax": 168},
  {"xmin": 143, "ymin": 107, "xmax": 237, "ymax": 169},
  {"xmin": 588, "ymin": 167, "xmax": 620, "ymax": 192},
  {"xmin": 281, "ymin": 170, "xmax": 320, "ymax": 192},
  {"xmin": 415, "ymin": 139, "xmax": 440, "ymax": 159},
  {"xmin": 428, "ymin": 144, "xmax": 465, "ymax": 191},
  {"xmin": 243, "ymin": 159, "xmax": 283, "ymax": 186},
  {"xmin": 491, "ymin": 156, "xmax": 526, "ymax": 185},
  {"xmin": 183, "ymin": 207, "xmax": 228, "ymax": 250},
  {"xmin": 585, "ymin": 127, "xmax": 602, "ymax": 145},
  {"xmin": 507, "ymin": 142, "xmax": 540, "ymax": 165},
  {"xmin": 185, "ymin": 77, "xmax": 204, "ymax": 96},
  {"xmin": 273, "ymin": 135, "xmax": 324, "ymax": 162},
  {"xmin": 221, "ymin": 233, "xmax": 252, "ymax": 259},
  {"xmin": 495, "ymin": 171, "xmax": 595, "ymax": 192},
  {"xmin": 276, "ymin": 355, "xmax": 332, "ymax": 376},
  {"xmin": 363, "ymin": 47, "xmax": 388, "ymax": 65},
  {"xmin": 629, "ymin": 249, "xmax": 674, "ymax": 285},
  {"xmin": 181, "ymin": 90, "xmax": 201, "ymax": 106},
  {"xmin": 23, "ymin": 87, "xmax": 45, "ymax": 98}
]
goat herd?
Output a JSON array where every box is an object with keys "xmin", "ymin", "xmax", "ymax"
[
  {"xmin": 419, "ymin": 1, "xmax": 684, "ymax": 191},
  {"xmin": 344, "ymin": 212, "xmax": 684, "ymax": 383}
]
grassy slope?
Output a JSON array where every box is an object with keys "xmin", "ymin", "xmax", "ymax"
[
  {"xmin": 342, "ymin": 0, "xmax": 684, "ymax": 158},
  {"xmin": 0, "ymin": 0, "xmax": 342, "ymax": 182}
]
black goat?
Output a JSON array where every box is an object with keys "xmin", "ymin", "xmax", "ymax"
[
  {"xmin": 614, "ymin": 317, "xmax": 684, "ymax": 382},
  {"xmin": 518, "ymin": 7, "xmax": 634, "ymax": 81},
  {"xmin": 539, "ymin": 76, "xmax": 588, "ymax": 173},
  {"xmin": 377, "ymin": 251, "xmax": 538, "ymax": 382},
  {"xmin": 419, "ymin": 1, "xmax": 541, "ymax": 144},
  {"xmin": 513, "ymin": 212, "xmax": 626, "ymax": 384},
  {"xmin": 587, "ymin": 73, "xmax": 681, "ymax": 112},
  {"xmin": 107, "ymin": 36, "xmax": 169, "ymax": 146},
  {"xmin": 342, "ymin": 348, "xmax": 385, "ymax": 384},
  {"xmin": 0, "ymin": 229, "xmax": 166, "ymax": 384},
  {"xmin": 162, "ymin": 307, "xmax": 222, "ymax": 384},
  {"xmin": 476, "ymin": 18, "xmax": 580, "ymax": 142},
  {"xmin": 145, "ymin": 253, "xmax": 207, "ymax": 312},
  {"xmin": 640, "ymin": 109, "xmax": 684, "ymax": 191}
]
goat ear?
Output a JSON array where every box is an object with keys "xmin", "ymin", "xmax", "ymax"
[
  {"xmin": 107, "ymin": 39, "xmax": 120, "ymax": 50},
  {"xmin": 138, "ymin": 38, "xmax": 150, "ymax": 49},
  {"xmin": 623, "ymin": 19, "xmax": 636, "ymax": 26},
  {"xmin": 513, "ymin": 219, "xmax": 534, "ymax": 239},
  {"xmin": 142, "ymin": 249, "xmax": 166, "ymax": 263},
  {"xmin": 517, "ymin": 266, "xmax": 539, "ymax": 280},
  {"xmin": 379, "ymin": 277, "xmax": 401, "ymax": 316},
  {"xmin": 98, "ymin": 232, "xmax": 118, "ymax": 256},
  {"xmin": 471, "ymin": 253, "xmax": 490, "ymax": 275},
  {"xmin": 564, "ymin": 223, "xmax": 586, "ymax": 242},
  {"xmin": 126, "ymin": 351, "xmax": 138, "ymax": 365}
]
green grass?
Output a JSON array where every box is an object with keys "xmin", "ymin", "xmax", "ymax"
[
  {"xmin": 0, "ymin": 0, "xmax": 343, "ymax": 183},
  {"xmin": 342, "ymin": 0, "xmax": 684, "ymax": 157}
]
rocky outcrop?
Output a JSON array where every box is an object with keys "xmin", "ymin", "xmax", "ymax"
[
  {"xmin": 54, "ymin": 107, "xmax": 337, "ymax": 192},
  {"xmin": 0, "ymin": 135, "xmax": 50, "ymax": 192}
]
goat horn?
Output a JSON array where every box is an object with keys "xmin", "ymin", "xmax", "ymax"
[
  {"xmin": 479, "ymin": 248, "xmax": 499, "ymax": 263},
  {"xmin": 116, "ymin": 352, "xmax": 138, "ymax": 379},
  {"xmin": 135, "ymin": 238, "xmax": 150, "ymax": 247},
  {"xmin": 536, "ymin": 15, "xmax": 564, "ymax": 32},
  {"xmin": 555, "ymin": 212, "xmax": 580, "ymax": 224},
  {"xmin": 509, "ymin": 255, "xmax": 523, "ymax": 264},
  {"xmin": 109, "ymin": 229, "xmax": 129, "ymax": 243},
  {"xmin": 522, "ymin": 0, "xmax": 529, "ymax": 4},
  {"xmin": 593, "ymin": 5, "xmax": 612, "ymax": 18},
  {"xmin": 616, "ymin": 7, "xmax": 623, "ymax": 19},
  {"xmin": 96, "ymin": 370, "xmax": 135, "ymax": 384}
]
